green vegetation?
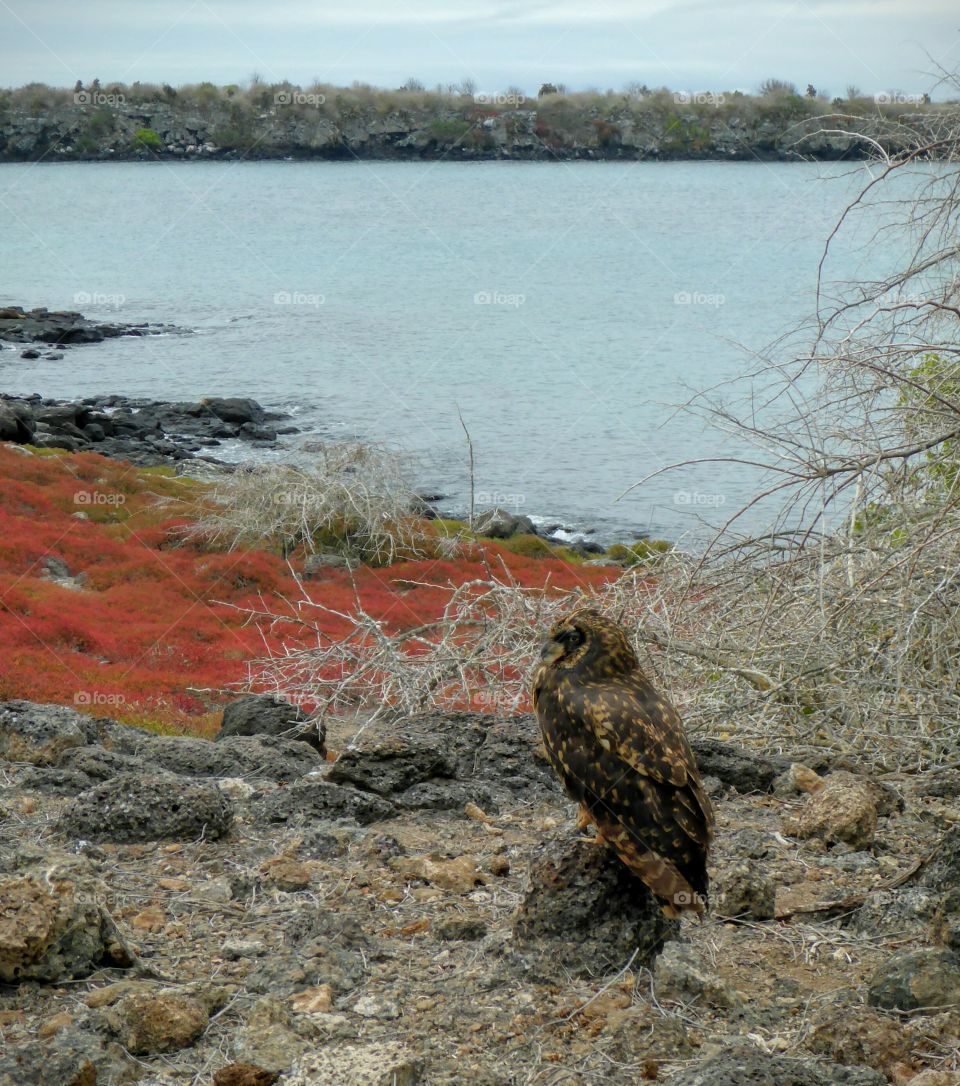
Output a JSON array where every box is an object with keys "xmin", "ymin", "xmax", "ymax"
[
  {"xmin": 132, "ymin": 126, "xmax": 162, "ymax": 149},
  {"xmin": 604, "ymin": 539, "xmax": 672, "ymax": 566}
]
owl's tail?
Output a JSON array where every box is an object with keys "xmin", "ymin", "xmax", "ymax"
[{"xmin": 606, "ymin": 829, "xmax": 707, "ymax": 918}]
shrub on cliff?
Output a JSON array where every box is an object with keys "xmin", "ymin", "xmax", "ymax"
[{"xmin": 132, "ymin": 126, "xmax": 162, "ymax": 149}]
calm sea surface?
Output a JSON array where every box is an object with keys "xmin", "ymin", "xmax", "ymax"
[{"xmin": 0, "ymin": 160, "xmax": 899, "ymax": 542}]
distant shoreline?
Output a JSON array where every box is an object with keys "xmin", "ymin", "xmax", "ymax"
[{"xmin": 1, "ymin": 81, "xmax": 952, "ymax": 164}]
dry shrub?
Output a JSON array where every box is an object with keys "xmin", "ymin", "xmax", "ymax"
[{"xmin": 185, "ymin": 444, "xmax": 436, "ymax": 565}]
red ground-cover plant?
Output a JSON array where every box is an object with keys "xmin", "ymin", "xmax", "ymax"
[{"xmin": 0, "ymin": 446, "xmax": 618, "ymax": 734}]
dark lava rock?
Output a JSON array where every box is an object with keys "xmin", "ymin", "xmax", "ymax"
[
  {"xmin": 664, "ymin": 1045, "xmax": 885, "ymax": 1085},
  {"xmin": 0, "ymin": 304, "xmax": 179, "ymax": 346},
  {"xmin": 913, "ymin": 769, "xmax": 960, "ymax": 798},
  {"xmin": 134, "ymin": 733, "xmax": 323, "ymax": 781},
  {"xmin": 473, "ymin": 507, "xmax": 537, "ymax": 539},
  {"xmin": 867, "ymin": 947, "xmax": 960, "ymax": 1015},
  {"xmin": 0, "ymin": 392, "xmax": 296, "ymax": 467},
  {"xmin": 513, "ymin": 827, "xmax": 677, "ymax": 979},
  {"xmin": 0, "ymin": 1026, "xmax": 125, "ymax": 1086},
  {"xmin": 19, "ymin": 347, "xmax": 40, "ymax": 359},
  {"xmin": 689, "ymin": 738, "xmax": 793, "ymax": 794},
  {"xmin": 327, "ymin": 733, "xmax": 457, "ymax": 796},
  {"xmin": 60, "ymin": 772, "xmax": 234, "ymax": 842},
  {"xmin": 252, "ymin": 778, "xmax": 394, "ymax": 826},
  {"xmin": 921, "ymin": 823, "xmax": 960, "ymax": 892},
  {"xmin": 394, "ymin": 779, "xmax": 497, "ymax": 812},
  {"xmin": 218, "ymin": 693, "xmax": 324, "ymax": 754},
  {"xmin": 0, "ymin": 699, "xmax": 100, "ymax": 766},
  {"xmin": 330, "ymin": 712, "xmax": 558, "ymax": 810},
  {"xmin": 203, "ymin": 397, "xmax": 266, "ymax": 425}
]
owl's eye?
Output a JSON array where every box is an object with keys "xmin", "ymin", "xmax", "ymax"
[{"xmin": 557, "ymin": 626, "xmax": 585, "ymax": 650}]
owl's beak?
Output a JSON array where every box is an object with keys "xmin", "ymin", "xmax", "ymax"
[{"xmin": 539, "ymin": 639, "xmax": 564, "ymax": 665}]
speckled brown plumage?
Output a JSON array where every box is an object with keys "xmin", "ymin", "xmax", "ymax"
[{"xmin": 532, "ymin": 608, "xmax": 714, "ymax": 917}]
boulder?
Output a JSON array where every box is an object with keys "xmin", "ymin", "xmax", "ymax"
[
  {"xmin": 0, "ymin": 699, "xmax": 97, "ymax": 765},
  {"xmin": 203, "ymin": 397, "xmax": 266, "ymax": 425},
  {"xmin": 253, "ymin": 778, "xmax": 395, "ymax": 826},
  {"xmin": 218, "ymin": 693, "xmax": 324, "ymax": 754},
  {"xmin": 473, "ymin": 507, "xmax": 536, "ymax": 538},
  {"xmin": 60, "ymin": 771, "xmax": 234, "ymax": 842},
  {"xmin": 654, "ymin": 941, "xmax": 744, "ymax": 1009},
  {"xmin": 713, "ymin": 859, "xmax": 776, "ymax": 920},
  {"xmin": 0, "ymin": 853, "xmax": 132, "ymax": 982},
  {"xmin": 106, "ymin": 987, "xmax": 210, "ymax": 1055},
  {"xmin": 782, "ymin": 771, "xmax": 878, "ymax": 850},
  {"xmin": 513, "ymin": 827, "xmax": 676, "ymax": 978},
  {"xmin": 868, "ymin": 948, "xmax": 960, "ymax": 1016}
]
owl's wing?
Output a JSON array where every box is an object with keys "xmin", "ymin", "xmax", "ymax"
[{"xmin": 569, "ymin": 676, "xmax": 714, "ymax": 842}]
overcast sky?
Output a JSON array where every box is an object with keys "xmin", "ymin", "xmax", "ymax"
[{"xmin": 2, "ymin": 0, "xmax": 958, "ymax": 98}]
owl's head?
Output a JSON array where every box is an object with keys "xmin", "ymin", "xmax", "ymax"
[{"xmin": 540, "ymin": 608, "xmax": 640, "ymax": 678}]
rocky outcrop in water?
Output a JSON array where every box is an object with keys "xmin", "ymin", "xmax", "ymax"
[
  {"xmin": 0, "ymin": 304, "xmax": 179, "ymax": 346},
  {"xmin": 0, "ymin": 393, "xmax": 297, "ymax": 463}
]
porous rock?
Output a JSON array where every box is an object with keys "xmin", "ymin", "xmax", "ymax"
[
  {"xmin": 0, "ymin": 1026, "xmax": 122, "ymax": 1086},
  {"xmin": 513, "ymin": 827, "xmax": 676, "ymax": 979},
  {"xmin": 808, "ymin": 1005, "xmax": 914, "ymax": 1079},
  {"xmin": 107, "ymin": 987, "xmax": 210, "ymax": 1054},
  {"xmin": 218, "ymin": 693, "xmax": 324, "ymax": 755},
  {"xmin": 713, "ymin": 859, "xmax": 776, "ymax": 920},
  {"xmin": 654, "ymin": 942, "xmax": 744, "ymax": 1009},
  {"xmin": 253, "ymin": 778, "xmax": 395, "ymax": 825},
  {"xmin": 0, "ymin": 854, "xmax": 131, "ymax": 982},
  {"xmin": 664, "ymin": 1044, "xmax": 886, "ymax": 1085},
  {"xmin": 60, "ymin": 771, "xmax": 233, "ymax": 842},
  {"xmin": 326, "ymin": 732, "xmax": 457, "ymax": 795},
  {"xmin": 214, "ymin": 1064, "xmax": 280, "ymax": 1086},
  {"xmin": 279, "ymin": 1042, "xmax": 423, "ymax": 1086},
  {"xmin": 782, "ymin": 771, "xmax": 878, "ymax": 850},
  {"xmin": 689, "ymin": 737, "xmax": 793, "ymax": 794},
  {"xmin": 868, "ymin": 948, "xmax": 960, "ymax": 1016},
  {"xmin": 0, "ymin": 699, "xmax": 97, "ymax": 765}
]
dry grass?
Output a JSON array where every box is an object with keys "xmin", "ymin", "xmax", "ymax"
[{"xmin": 184, "ymin": 443, "xmax": 435, "ymax": 565}]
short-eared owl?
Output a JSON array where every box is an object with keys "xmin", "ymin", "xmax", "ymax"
[{"xmin": 532, "ymin": 608, "xmax": 713, "ymax": 917}]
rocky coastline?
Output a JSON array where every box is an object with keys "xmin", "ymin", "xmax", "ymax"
[
  {"xmin": 0, "ymin": 96, "xmax": 949, "ymax": 164},
  {"xmin": 0, "ymin": 393, "xmax": 297, "ymax": 465},
  {"xmin": 0, "ymin": 304, "xmax": 181, "ymax": 348}
]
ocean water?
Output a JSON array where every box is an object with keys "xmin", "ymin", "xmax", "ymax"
[{"xmin": 0, "ymin": 159, "xmax": 897, "ymax": 542}]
